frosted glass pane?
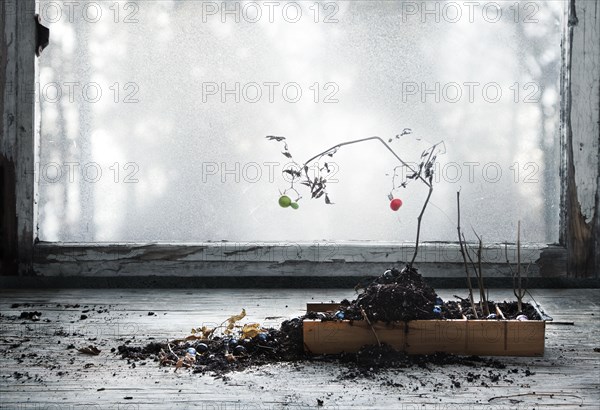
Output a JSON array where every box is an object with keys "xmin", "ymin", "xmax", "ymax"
[{"xmin": 37, "ymin": 0, "xmax": 563, "ymax": 243}]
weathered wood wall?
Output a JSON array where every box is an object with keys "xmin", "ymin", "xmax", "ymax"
[
  {"xmin": 0, "ymin": 0, "xmax": 36, "ymax": 276},
  {"xmin": 562, "ymin": 0, "xmax": 600, "ymax": 277}
]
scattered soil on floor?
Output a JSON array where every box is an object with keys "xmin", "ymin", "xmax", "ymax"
[{"xmin": 116, "ymin": 265, "xmax": 543, "ymax": 379}]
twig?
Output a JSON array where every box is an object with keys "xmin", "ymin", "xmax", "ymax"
[
  {"xmin": 167, "ymin": 343, "xmax": 179, "ymax": 360},
  {"xmin": 462, "ymin": 234, "xmax": 484, "ymax": 314},
  {"xmin": 471, "ymin": 229, "xmax": 489, "ymax": 316},
  {"xmin": 360, "ymin": 307, "xmax": 381, "ymax": 347},
  {"xmin": 456, "ymin": 191, "xmax": 477, "ymax": 318},
  {"xmin": 515, "ymin": 220, "xmax": 526, "ymax": 312}
]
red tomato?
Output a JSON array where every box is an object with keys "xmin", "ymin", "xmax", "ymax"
[{"xmin": 390, "ymin": 198, "xmax": 403, "ymax": 211}]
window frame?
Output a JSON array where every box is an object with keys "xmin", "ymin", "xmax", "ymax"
[{"xmin": 2, "ymin": 0, "xmax": 597, "ymax": 280}]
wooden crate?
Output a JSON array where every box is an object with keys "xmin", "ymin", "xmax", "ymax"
[{"xmin": 303, "ymin": 303, "xmax": 545, "ymax": 357}]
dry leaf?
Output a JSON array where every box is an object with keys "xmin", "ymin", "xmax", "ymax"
[
  {"xmin": 175, "ymin": 358, "xmax": 184, "ymax": 371},
  {"xmin": 201, "ymin": 326, "xmax": 215, "ymax": 338},
  {"xmin": 224, "ymin": 309, "xmax": 246, "ymax": 335},
  {"xmin": 227, "ymin": 309, "xmax": 246, "ymax": 325},
  {"xmin": 190, "ymin": 326, "xmax": 215, "ymax": 339},
  {"xmin": 241, "ymin": 323, "xmax": 262, "ymax": 339}
]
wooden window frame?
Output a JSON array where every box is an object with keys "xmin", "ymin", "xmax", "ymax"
[{"xmin": 1, "ymin": 0, "xmax": 597, "ymax": 279}]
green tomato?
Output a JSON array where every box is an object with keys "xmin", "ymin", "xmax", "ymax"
[
  {"xmin": 290, "ymin": 202, "xmax": 299, "ymax": 209},
  {"xmin": 278, "ymin": 195, "xmax": 292, "ymax": 208}
]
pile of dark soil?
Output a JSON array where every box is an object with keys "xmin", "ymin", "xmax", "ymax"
[{"xmin": 335, "ymin": 266, "xmax": 439, "ymax": 322}]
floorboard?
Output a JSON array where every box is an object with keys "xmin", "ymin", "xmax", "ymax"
[{"xmin": 1, "ymin": 288, "xmax": 599, "ymax": 409}]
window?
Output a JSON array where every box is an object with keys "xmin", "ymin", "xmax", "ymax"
[{"xmin": 36, "ymin": 0, "xmax": 563, "ymax": 244}]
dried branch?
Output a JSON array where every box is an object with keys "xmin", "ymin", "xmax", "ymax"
[
  {"xmin": 360, "ymin": 307, "xmax": 381, "ymax": 347},
  {"xmin": 167, "ymin": 343, "xmax": 179, "ymax": 361},
  {"xmin": 471, "ymin": 229, "xmax": 489, "ymax": 316},
  {"xmin": 462, "ymin": 234, "xmax": 486, "ymax": 315},
  {"xmin": 457, "ymin": 191, "xmax": 477, "ymax": 318},
  {"xmin": 506, "ymin": 222, "xmax": 527, "ymax": 313},
  {"xmin": 515, "ymin": 221, "xmax": 527, "ymax": 312},
  {"xmin": 477, "ymin": 235, "xmax": 489, "ymax": 316},
  {"xmin": 299, "ymin": 136, "xmax": 431, "ymax": 188}
]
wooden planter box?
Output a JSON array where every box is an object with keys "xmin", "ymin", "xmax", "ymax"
[{"xmin": 303, "ymin": 303, "xmax": 545, "ymax": 357}]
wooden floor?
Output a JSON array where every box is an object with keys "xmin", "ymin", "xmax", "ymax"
[{"xmin": 0, "ymin": 288, "xmax": 598, "ymax": 409}]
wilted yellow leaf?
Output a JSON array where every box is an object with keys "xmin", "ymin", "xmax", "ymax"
[
  {"xmin": 241, "ymin": 323, "xmax": 262, "ymax": 339},
  {"xmin": 200, "ymin": 326, "xmax": 214, "ymax": 338},
  {"xmin": 227, "ymin": 309, "xmax": 246, "ymax": 325}
]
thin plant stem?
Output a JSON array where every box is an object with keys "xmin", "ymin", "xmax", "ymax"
[
  {"xmin": 300, "ymin": 136, "xmax": 432, "ymax": 188},
  {"xmin": 457, "ymin": 191, "xmax": 477, "ymax": 318},
  {"xmin": 471, "ymin": 229, "xmax": 489, "ymax": 316},
  {"xmin": 478, "ymin": 237, "xmax": 490, "ymax": 316},
  {"xmin": 463, "ymin": 235, "xmax": 485, "ymax": 315},
  {"xmin": 410, "ymin": 183, "xmax": 434, "ymax": 267},
  {"xmin": 516, "ymin": 220, "xmax": 524, "ymax": 312}
]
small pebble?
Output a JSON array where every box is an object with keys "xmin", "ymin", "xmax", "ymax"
[{"xmin": 186, "ymin": 347, "xmax": 196, "ymax": 356}]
